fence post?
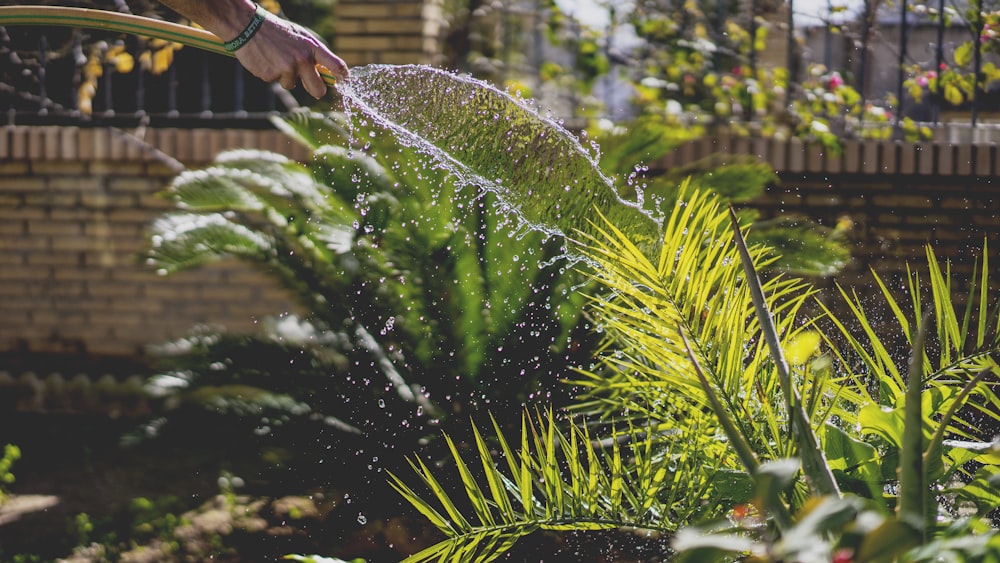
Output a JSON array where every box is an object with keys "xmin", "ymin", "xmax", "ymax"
[
  {"xmin": 932, "ymin": 0, "xmax": 945, "ymax": 124},
  {"xmin": 895, "ymin": 0, "xmax": 908, "ymax": 131},
  {"xmin": 972, "ymin": 0, "xmax": 984, "ymax": 127},
  {"xmin": 786, "ymin": 0, "xmax": 796, "ymax": 109}
]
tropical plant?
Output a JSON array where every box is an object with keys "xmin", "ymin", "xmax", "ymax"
[
  {"xmin": 390, "ymin": 189, "xmax": 1000, "ymax": 562},
  {"xmin": 141, "ymin": 109, "xmax": 590, "ymax": 461},
  {"xmin": 334, "ymin": 66, "xmax": 1000, "ymax": 562}
]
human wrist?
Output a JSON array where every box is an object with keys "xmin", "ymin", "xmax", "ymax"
[{"xmin": 223, "ymin": 2, "xmax": 266, "ymax": 52}]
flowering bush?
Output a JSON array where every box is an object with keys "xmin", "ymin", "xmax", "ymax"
[{"xmin": 790, "ymin": 65, "xmax": 908, "ymax": 148}]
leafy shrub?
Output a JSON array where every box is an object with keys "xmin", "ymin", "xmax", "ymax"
[
  {"xmin": 141, "ymin": 110, "xmax": 592, "ymax": 477},
  {"xmin": 0, "ymin": 444, "xmax": 20, "ymax": 505}
]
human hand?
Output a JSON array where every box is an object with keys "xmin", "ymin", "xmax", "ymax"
[
  {"xmin": 233, "ymin": 10, "xmax": 349, "ymax": 98},
  {"xmin": 157, "ymin": 0, "xmax": 349, "ymax": 98}
]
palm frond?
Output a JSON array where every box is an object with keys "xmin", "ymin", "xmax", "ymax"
[
  {"xmin": 821, "ymin": 242, "xmax": 1000, "ymax": 442},
  {"xmin": 390, "ymin": 411, "xmax": 690, "ymax": 563},
  {"xmin": 571, "ymin": 183, "xmax": 847, "ymax": 467}
]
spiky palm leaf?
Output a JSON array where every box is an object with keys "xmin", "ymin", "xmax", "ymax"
[
  {"xmin": 390, "ymin": 410, "xmax": 715, "ymax": 563},
  {"xmin": 571, "ymin": 183, "xmax": 863, "ymax": 473},
  {"xmin": 820, "ymin": 243, "xmax": 1000, "ymax": 503}
]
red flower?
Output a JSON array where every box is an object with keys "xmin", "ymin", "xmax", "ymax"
[
  {"xmin": 732, "ymin": 504, "xmax": 751, "ymax": 520},
  {"xmin": 832, "ymin": 548, "xmax": 854, "ymax": 563}
]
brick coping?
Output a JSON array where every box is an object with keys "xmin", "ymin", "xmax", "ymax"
[
  {"xmin": 652, "ymin": 134, "xmax": 1000, "ymax": 177},
  {"xmin": 1, "ymin": 125, "xmax": 311, "ymax": 166}
]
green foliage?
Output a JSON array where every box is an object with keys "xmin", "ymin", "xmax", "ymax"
[
  {"xmin": 336, "ymin": 65, "xmax": 998, "ymax": 560},
  {"xmin": 145, "ymin": 108, "xmax": 589, "ymax": 456},
  {"xmin": 904, "ymin": 6, "xmax": 1000, "ymax": 115},
  {"xmin": 390, "ymin": 185, "xmax": 1000, "ymax": 560},
  {"xmin": 0, "ymin": 444, "xmax": 20, "ymax": 504},
  {"xmin": 343, "ymin": 65, "xmax": 660, "ymax": 248}
]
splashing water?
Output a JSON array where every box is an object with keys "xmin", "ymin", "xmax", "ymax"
[{"xmin": 338, "ymin": 65, "xmax": 661, "ymax": 254}]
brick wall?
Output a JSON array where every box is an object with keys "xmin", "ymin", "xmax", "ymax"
[
  {"xmin": 332, "ymin": 0, "xmax": 444, "ymax": 66},
  {"xmin": 759, "ymin": 173, "xmax": 999, "ymax": 285},
  {"xmin": 0, "ymin": 126, "xmax": 309, "ymax": 360}
]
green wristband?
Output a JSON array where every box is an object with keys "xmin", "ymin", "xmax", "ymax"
[{"xmin": 223, "ymin": 3, "xmax": 265, "ymax": 52}]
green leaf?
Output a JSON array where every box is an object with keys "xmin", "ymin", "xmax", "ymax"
[
  {"xmin": 822, "ymin": 423, "xmax": 883, "ymax": 502},
  {"xmin": 952, "ymin": 465, "xmax": 1000, "ymax": 515},
  {"xmin": 753, "ymin": 458, "xmax": 799, "ymax": 508},
  {"xmin": 954, "ymin": 41, "xmax": 974, "ymax": 67},
  {"xmin": 706, "ymin": 469, "xmax": 754, "ymax": 504},
  {"xmin": 944, "ymin": 83, "xmax": 965, "ymax": 106},
  {"xmin": 855, "ymin": 518, "xmax": 923, "ymax": 563},
  {"xmin": 777, "ymin": 496, "xmax": 864, "ymax": 560},
  {"xmin": 859, "ymin": 403, "xmax": 905, "ymax": 449},
  {"xmin": 747, "ymin": 216, "xmax": 850, "ymax": 277},
  {"xmin": 672, "ymin": 525, "xmax": 760, "ymax": 562},
  {"xmin": 269, "ymin": 110, "xmax": 349, "ymax": 150}
]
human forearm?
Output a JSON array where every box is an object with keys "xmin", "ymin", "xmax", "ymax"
[
  {"xmin": 158, "ymin": 0, "xmax": 255, "ymax": 41},
  {"xmin": 155, "ymin": 0, "xmax": 349, "ymax": 98}
]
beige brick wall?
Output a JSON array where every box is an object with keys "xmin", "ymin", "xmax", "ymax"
[
  {"xmin": 0, "ymin": 126, "xmax": 308, "ymax": 359},
  {"xmin": 333, "ymin": 0, "xmax": 444, "ymax": 67}
]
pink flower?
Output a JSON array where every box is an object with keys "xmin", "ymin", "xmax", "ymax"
[{"xmin": 828, "ymin": 72, "xmax": 844, "ymax": 89}]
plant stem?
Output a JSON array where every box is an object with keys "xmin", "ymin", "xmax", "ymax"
[
  {"xmin": 898, "ymin": 310, "xmax": 932, "ymax": 539},
  {"xmin": 728, "ymin": 207, "xmax": 841, "ymax": 498}
]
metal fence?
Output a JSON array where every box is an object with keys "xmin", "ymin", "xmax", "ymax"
[
  {"xmin": 0, "ymin": 24, "xmax": 302, "ymax": 127},
  {"xmin": 799, "ymin": 0, "xmax": 1000, "ymax": 127}
]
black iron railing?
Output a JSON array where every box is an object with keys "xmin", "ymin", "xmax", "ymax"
[{"xmin": 0, "ymin": 24, "xmax": 303, "ymax": 127}]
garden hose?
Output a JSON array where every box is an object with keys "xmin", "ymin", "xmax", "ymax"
[{"xmin": 0, "ymin": 5, "xmax": 338, "ymax": 87}]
